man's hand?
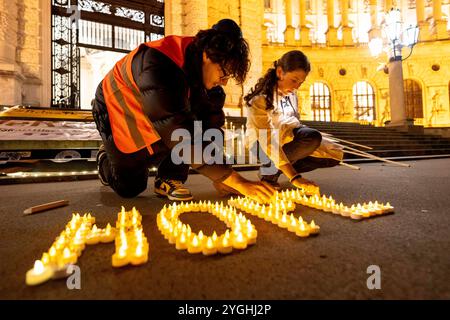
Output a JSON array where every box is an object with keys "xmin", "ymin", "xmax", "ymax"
[
  {"xmin": 291, "ymin": 177, "xmax": 320, "ymax": 195},
  {"xmin": 222, "ymin": 171, "xmax": 275, "ymax": 203}
]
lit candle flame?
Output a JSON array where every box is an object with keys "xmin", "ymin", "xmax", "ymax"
[
  {"xmin": 206, "ymin": 237, "xmax": 214, "ymax": 249},
  {"xmin": 49, "ymin": 247, "xmax": 57, "ymax": 257},
  {"xmin": 192, "ymin": 235, "xmax": 199, "ymax": 247},
  {"xmin": 33, "ymin": 260, "xmax": 44, "ymax": 274}
]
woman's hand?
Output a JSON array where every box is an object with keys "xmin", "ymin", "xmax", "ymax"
[
  {"xmin": 291, "ymin": 176, "xmax": 320, "ymax": 195},
  {"xmin": 222, "ymin": 171, "xmax": 275, "ymax": 203}
]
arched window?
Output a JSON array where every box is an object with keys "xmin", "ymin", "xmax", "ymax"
[
  {"xmin": 403, "ymin": 79, "xmax": 423, "ymax": 119},
  {"xmin": 310, "ymin": 82, "xmax": 332, "ymax": 121},
  {"xmin": 353, "ymin": 81, "xmax": 375, "ymax": 121}
]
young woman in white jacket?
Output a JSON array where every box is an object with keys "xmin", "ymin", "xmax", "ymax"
[{"xmin": 244, "ymin": 50, "xmax": 340, "ymax": 192}]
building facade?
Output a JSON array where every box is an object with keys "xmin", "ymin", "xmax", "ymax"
[{"xmin": 0, "ymin": 0, "xmax": 449, "ymax": 128}]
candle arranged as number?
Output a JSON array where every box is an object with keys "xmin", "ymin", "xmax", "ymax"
[
  {"xmin": 278, "ymin": 189, "xmax": 394, "ymax": 220},
  {"xmin": 26, "ymin": 187, "xmax": 394, "ymax": 287},
  {"xmin": 25, "ymin": 213, "xmax": 96, "ymax": 286},
  {"xmin": 112, "ymin": 207, "xmax": 149, "ymax": 267},
  {"xmin": 157, "ymin": 201, "xmax": 257, "ymax": 255},
  {"xmin": 228, "ymin": 194, "xmax": 319, "ymax": 238}
]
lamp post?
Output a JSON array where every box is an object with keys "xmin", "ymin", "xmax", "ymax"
[{"xmin": 369, "ymin": 8, "xmax": 419, "ymax": 129}]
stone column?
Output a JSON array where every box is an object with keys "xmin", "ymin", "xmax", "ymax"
[
  {"xmin": 368, "ymin": 0, "xmax": 381, "ymax": 41},
  {"xmin": 240, "ymin": 0, "xmax": 264, "ymax": 115},
  {"xmin": 18, "ymin": 0, "xmax": 43, "ymax": 106},
  {"xmin": 384, "ymin": 0, "xmax": 392, "ymax": 10},
  {"xmin": 340, "ymin": 0, "xmax": 353, "ymax": 45},
  {"xmin": 284, "ymin": 0, "xmax": 296, "ymax": 46},
  {"xmin": 299, "ymin": 0, "xmax": 310, "ymax": 46},
  {"xmin": 0, "ymin": 0, "xmax": 23, "ymax": 105},
  {"xmin": 261, "ymin": 0, "xmax": 268, "ymax": 45},
  {"xmin": 432, "ymin": 0, "xmax": 447, "ymax": 39},
  {"xmin": 387, "ymin": 57, "xmax": 408, "ymax": 128},
  {"xmin": 183, "ymin": 0, "xmax": 208, "ymax": 36},
  {"xmin": 164, "ymin": 0, "xmax": 184, "ymax": 35},
  {"xmin": 326, "ymin": 0, "xmax": 338, "ymax": 45},
  {"xmin": 40, "ymin": 0, "xmax": 51, "ymax": 107},
  {"xmin": 415, "ymin": 0, "xmax": 429, "ymax": 41}
]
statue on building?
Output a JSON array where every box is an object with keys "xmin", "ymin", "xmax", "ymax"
[
  {"xmin": 380, "ymin": 89, "xmax": 390, "ymax": 124},
  {"xmin": 428, "ymin": 89, "xmax": 444, "ymax": 126},
  {"xmin": 336, "ymin": 93, "xmax": 350, "ymax": 121}
]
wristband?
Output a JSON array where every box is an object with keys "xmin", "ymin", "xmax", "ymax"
[{"xmin": 289, "ymin": 173, "xmax": 302, "ymax": 183}]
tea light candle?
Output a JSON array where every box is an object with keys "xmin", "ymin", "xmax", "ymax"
[
  {"xmin": 86, "ymin": 225, "xmax": 101, "ymax": 245},
  {"xmin": 350, "ymin": 210, "xmax": 363, "ymax": 220},
  {"xmin": 26, "ymin": 260, "xmax": 54, "ymax": 286},
  {"xmin": 211, "ymin": 231, "xmax": 219, "ymax": 246},
  {"xmin": 295, "ymin": 222, "xmax": 310, "ymax": 238},
  {"xmin": 383, "ymin": 202, "xmax": 394, "ymax": 213},
  {"xmin": 287, "ymin": 214, "xmax": 298, "ymax": 232},
  {"xmin": 245, "ymin": 221, "xmax": 257, "ymax": 245},
  {"xmin": 202, "ymin": 237, "xmax": 218, "ymax": 256},
  {"xmin": 309, "ymin": 220, "xmax": 320, "ymax": 235},
  {"xmin": 187, "ymin": 235, "xmax": 202, "ymax": 254},
  {"xmin": 130, "ymin": 245, "xmax": 148, "ymax": 265},
  {"xmin": 112, "ymin": 248, "xmax": 129, "ymax": 268},
  {"xmin": 218, "ymin": 232, "xmax": 233, "ymax": 254},
  {"xmin": 278, "ymin": 213, "xmax": 289, "ymax": 229},
  {"xmin": 175, "ymin": 232, "xmax": 188, "ymax": 250},
  {"xmin": 101, "ymin": 223, "xmax": 116, "ymax": 243},
  {"xmin": 232, "ymin": 231, "xmax": 248, "ymax": 250},
  {"xmin": 62, "ymin": 247, "xmax": 77, "ymax": 265}
]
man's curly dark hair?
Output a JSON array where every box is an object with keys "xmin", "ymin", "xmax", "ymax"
[{"xmin": 188, "ymin": 19, "xmax": 251, "ymax": 85}]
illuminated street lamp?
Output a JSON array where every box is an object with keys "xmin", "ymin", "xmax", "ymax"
[{"xmin": 369, "ymin": 8, "xmax": 419, "ymax": 128}]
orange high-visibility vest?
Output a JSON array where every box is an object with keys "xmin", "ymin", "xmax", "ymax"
[{"xmin": 102, "ymin": 36, "xmax": 194, "ymax": 154}]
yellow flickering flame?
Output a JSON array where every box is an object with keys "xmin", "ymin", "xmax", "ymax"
[
  {"xmin": 212, "ymin": 232, "xmax": 218, "ymax": 242},
  {"xmin": 41, "ymin": 253, "xmax": 50, "ymax": 265},
  {"xmin": 63, "ymin": 248, "xmax": 71, "ymax": 259},
  {"xmin": 192, "ymin": 235, "xmax": 199, "ymax": 247},
  {"xmin": 118, "ymin": 247, "xmax": 127, "ymax": 258},
  {"xmin": 311, "ymin": 220, "xmax": 316, "ymax": 228},
  {"xmin": 300, "ymin": 223, "xmax": 306, "ymax": 231},
  {"xmin": 206, "ymin": 237, "xmax": 214, "ymax": 249},
  {"xmin": 92, "ymin": 225, "xmax": 98, "ymax": 233},
  {"xmin": 290, "ymin": 218, "xmax": 297, "ymax": 228},
  {"xmin": 33, "ymin": 260, "xmax": 44, "ymax": 274},
  {"xmin": 222, "ymin": 236, "xmax": 229, "ymax": 246},
  {"xmin": 135, "ymin": 246, "xmax": 143, "ymax": 257},
  {"xmin": 198, "ymin": 231, "xmax": 204, "ymax": 241},
  {"xmin": 105, "ymin": 224, "xmax": 111, "ymax": 235},
  {"xmin": 49, "ymin": 247, "xmax": 57, "ymax": 257},
  {"xmin": 179, "ymin": 233, "xmax": 186, "ymax": 243}
]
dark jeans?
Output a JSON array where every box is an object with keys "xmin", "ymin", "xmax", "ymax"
[
  {"xmin": 92, "ymin": 101, "xmax": 188, "ymax": 198},
  {"xmin": 259, "ymin": 127, "xmax": 340, "ymax": 182},
  {"xmin": 99, "ymin": 134, "xmax": 189, "ymax": 198}
]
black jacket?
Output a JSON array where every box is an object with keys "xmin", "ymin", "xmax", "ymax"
[{"xmin": 93, "ymin": 43, "xmax": 233, "ymax": 182}]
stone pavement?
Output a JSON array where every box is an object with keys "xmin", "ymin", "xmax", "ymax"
[{"xmin": 1, "ymin": 159, "xmax": 449, "ymax": 299}]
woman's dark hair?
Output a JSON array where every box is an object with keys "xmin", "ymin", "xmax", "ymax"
[
  {"xmin": 188, "ymin": 19, "xmax": 250, "ymax": 85},
  {"xmin": 244, "ymin": 50, "xmax": 311, "ymax": 109}
]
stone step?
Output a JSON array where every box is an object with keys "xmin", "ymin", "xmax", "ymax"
[{"xmin": 344, "ymin": 148, "xmax": 450, "ymax": 158}]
